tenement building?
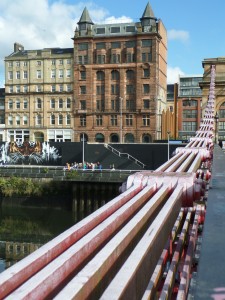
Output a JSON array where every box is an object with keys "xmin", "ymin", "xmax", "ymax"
[
  {"xmin": 4, "ymin": 43, "xmax": 74, "ymax": 142},
  {"xmin": 73, "ymin": 2, "xmax": 167, "ymax": 143}
]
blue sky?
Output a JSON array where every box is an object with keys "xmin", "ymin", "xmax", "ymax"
[{"xmin": 1, "ymin": 0, "xmax": 225, "ymax": 87}]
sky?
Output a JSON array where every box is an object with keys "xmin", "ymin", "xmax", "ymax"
[{"xmin": 1, "ymin": 0, "xmax": 225, "ymax": 87}]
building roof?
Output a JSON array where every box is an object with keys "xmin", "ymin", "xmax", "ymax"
[
  {"xmin": 78, "ymin": 7, "xmax": 94, "ymax": 24},
  {"xmin": 141, "ymin": 2, "xmax": 155, "ymax": 19},
  {"xmin": 6, "ymin": 47, "xmax": 73, "ymax": 59}
]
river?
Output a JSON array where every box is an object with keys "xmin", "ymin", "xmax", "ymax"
[{"xmin": 0, "ymin": 182, "xmax": 120, "ymax": 273}]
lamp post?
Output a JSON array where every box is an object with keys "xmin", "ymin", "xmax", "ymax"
[
  {"xmin": 119, "ymin": 97, "xmax": 123, "ymax": 143},
  {"xmin": 167, "ymin": 131, "xmax": 170, "ymax": 160},
  {"xmin": 214, "ymin": 112, "xmax": 219, "ymax": 144},
  {"xmin": 82, "ymin": 133, "xmax": 85, "ymax": 165}
]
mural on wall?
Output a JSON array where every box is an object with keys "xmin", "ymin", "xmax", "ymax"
[{"xmin": 0, "ymin": 141, "xmax": 61, "ymax": 165}]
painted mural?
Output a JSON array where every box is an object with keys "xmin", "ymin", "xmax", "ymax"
[{"xmin": 0, "ymin": 141, "xmax": 61, "ymax": 165}]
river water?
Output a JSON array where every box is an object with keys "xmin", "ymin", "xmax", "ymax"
[{"xmin": 0, "ymin": 182, "xmax": 120, "ymax": 274}]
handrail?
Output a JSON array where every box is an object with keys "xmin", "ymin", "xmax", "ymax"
[{"xmin": 104, "ymin": 144, "xmax": 145, "ymax": 168}]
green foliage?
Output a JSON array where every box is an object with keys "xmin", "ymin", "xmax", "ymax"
[{"xmin": 66, "ymin": 170, "xmax": 80, "ymax": 179}]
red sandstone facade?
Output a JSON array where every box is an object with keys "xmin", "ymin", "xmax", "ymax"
[{"xmin": 73, "ymin": 3, "xmax": 167, "ymax": 143}]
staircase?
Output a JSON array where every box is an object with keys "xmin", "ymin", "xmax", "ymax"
[{"xmin": 104, "ymin": 144, "xmax": 146, "ymax": 169}]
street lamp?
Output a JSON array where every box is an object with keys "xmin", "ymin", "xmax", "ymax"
[
  {"xmin": 214, "ymin": 112, "xmax": 219, "ymax": 144},
  {"xmin": 167, "ymin": 131, "xmax": 170, "ymax": 160},
  {"xmin": 82, "ymin": 133, "xmax": 85, "ymax": 165},
  {"xmin": 119, "ymin": 97, "xmax": 123, "ymax": 143}
]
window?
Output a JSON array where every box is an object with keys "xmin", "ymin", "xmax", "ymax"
[
  {"xmin": 58, "ymin": 114, "xmax": 63, "ymax": 125},
  {"xmin": 16, "ymin": 115, "xmax": 20, "ymax": 125},
  {"xmin": 16, "ymin": 71, "xmax": 20, "ymax": 79},
  {"xmin": 23, "ymin": 71, "xmax": 28, "ymax": 79},
  {"xmin": 96, "ymin": 115, "xmax": 103, "ymax": 126},
  {"xmin": 126, "ymin": 53, "xmax": 135, "ymax": 63},
  {"xmin": 111, "ymin": 70, "xmax": 120, "ymax": 80},
  {"xmin": 143, "ymin": 84, "xmax": 150, "ymax": 94},
  {"xmin": 8, "ymin": 62, "xmax": 13, "ymax": 67},
  {"xmin": 182, "ymin": 99, "xmax": 198, "ymax": 107},
  {"xmin": 125, "ymin": 40, "xmax": 136, "ymax": 48},
  {"xmin": 59, "ymin": 59, "xmax": 63, "ymax": 65},
  {"xmin": 111, "ymin": 54, "xmax": 120, "ymax": 63},
  {"xmin": 23, "ymin": 115, "xmax": 28, "ymax": 125},
  {"xmin": 59, "ymin": 98, "xmax": 63, "ymax": 109},
  {"xmin": 37, "ymin": 98, "xmax": 42, "ymax": 109},
  {"xmin": 126, "ymin": 26, "xmax": 135, "ymax": 32},
  {"xmin": 23, "ymin": 85, "xmax": 28, "ymax": 93},
  {"xmin": 66, "ymin": 98, "xmax": 71, "ymax": 108},
  {"xmin": 143, "ymin": 114, "xmax": 150, "ymax": 126},
  {"xmin": 51, "ymin": 114, "xmax": 55, "ymax": 125},
  {"xmin": 16, "ymin": 86, "xmax": 21, "ymax": 93},
  {"xmin": 142, "ymin": 53, "xmax": 152, "ymax": 62},
  {"xmin": 126, "ymin": 114, "xmax": 133, "ymax": 126},
  {"xmin": 23, "ymin": 61, "xmax": 27, "ymax": 66},
  {"xmin": 126, "ymin": 70, "xmax": 135, "ymax": 80},
  {"xmin": 51, "ymin": 70, "xmax": 56, "ymax": 78},
  {"xmin": 16, "ymin": 61, "xmax": 20, "ymax": 67},
  {"xmin": 142, "ymin": 39, "xmax": 152, "ymax": 47},
  {"xmin": 78, "ymin": 55, "xmax": 88, "ymax": 64},
  {"xmin": 96, "ymin": 100, "xmax": 105, "ymax": 111},
  {"xmin": 97, "ymin": 85, "xmax": 105, "ymax": 95},
  {"xmin": 36, "ymin": 85, "xmax": 42, "ymax": 92},
  {"xmin": 8, "ymin": 100, "xmax": 13, "ymax": 109},
  {"xmin": 143, "ymin": 68, "xmax": 150, "ymax": 78},
  {"xmin": 8, "ymin": 115, "xmax": 13, "ymax": 125},
  {"xmin": 66, "ymin": 114, "xmax": 71, "ymax": 125},
  {"xmin": 51, "ymin": 85, "xmax": 56, "ymax": 92},
  {"xmin": 97, "ymin": 71, "xmax": 105, "ymax": 81},
  {"xmin": 8, "ymin": 71, "xmax": 13, "ymax": 80},
  {"xmin": 66, "ymin": 84, "xmax": 71, "ymax": 92},
  {"xmin": 36, "ymin": 114, "xmax": 41, "ymax": 125},
  {"xmin": 80, "ymin": 86, "xmax": 86, "ymax": 94},
  {"xmin": 16, "ymin": 100, "xmax": 20, "ymax": 109},
  {"xmin": 111, "ymin": 27, "xmax": 120, "ymax": 34},
  {"xmin": 80, "ymin": 71, "xmax": 86, "ymax": 80},
  {"xmin": 52, "ymin": 59, "xmax": 56, "ymax": 65},
  {"xmin": 80, "ymin": 100, "xmax": 86, "ymax": 110},
  {"xmin": 67, "ymin": 59, "xmax": 71, "ymax": 64},
  {"xmin": 96, "ymin": 42, "xmax": 106, "ymax": 49},
  {"xmin": 111, "ymin": 84, "xmax": 119, "ymax": 95},
  {"xmin": 37, "ymin": 70, "xmax": 42, "ymax": 79},
  {"xmin": 126, "ymin": 84, "xmax": 135, "ymax": 94},
  {"xmin": 66, "ymin": 69, "xmax": 71, "ymax": 78},
  {"xmin": 59, "ymin": 84, "xmax": 63, "ymax": 92},
  {"xmin": 111, "ymin": 99, "xmax": 120, "ymax": 111},
  {"xmin": 51, "ymin": 98, "xmax": 55, "ymax": 109},
  {"xmin": 9, "ymin": 86, "xmax": 13, "ymax": 93},
  {"xmin": 96, "ymin": 27, "xmax": 105, "ymax": 34},
  {"xmin": 111, "ymin": 115, "xmax": 118, "ymax": 126},
  {"xmin": 80, "ymin": 115, "xmax": 86, "ymax": 127},
  {"xmin": 59, "ymin": 69, "xmax": 63, "ymax": 78},
  {"xmin": 126, "ymin": 99, "xmax": 135, "ymax": 111},
  {"xmin": 23, "ymin": 99, "xmax": 28, "ymax": 109},
  {"xmin": 143, "ymin": 99, "xmax": 150, "ymax": 109},
  {"xmin": 182, "ymin": 121, "xmax": 197, "ymax": 131},
  {"xmin": 37, "ymin": 61, "xmax": 41, "ymax": 66},
  {"xmin": 78, "ymin": 43, "xmax": 88, "ymax": 50},
  {"xmin": 97, "ymin": 55, "xmax": 105, "ymax": 64},
  {"xmin": 183, "ymin": 110, "xmax": 197, "ymax": 118}
]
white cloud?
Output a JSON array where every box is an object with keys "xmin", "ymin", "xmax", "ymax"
[
  {"xmin": 0, "ymin": 0, "xmax": 134, "ymax": 87},
  {"xmin": 167, "ymin": 66, "xmax": 185, "ymax": 84},
  {"xmin": 168, "ymin": 29, "xmax": 190, "ymax": 43}
]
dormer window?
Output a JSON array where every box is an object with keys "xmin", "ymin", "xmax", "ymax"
[
  {"xmin": 96, "ymin": 28, "xmax": 105, "ymax": 34},
  {"xmin": 111, "ymin": 27, "xmax": 120, "ymax": 33}
]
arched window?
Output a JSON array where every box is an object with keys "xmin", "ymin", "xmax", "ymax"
[
  {"xmin": 66, "ymin": 114, "xmax": 71, "ymax": 125},
  {"xmin": 50, "ymin": 114, "xmax": 55, "ymax": 125},
  {"xmin": 124, "ymin": 133, "xmax": 134, "ymax": 143},
  {"xmin": 95, "ymin": 133, "xmax": 105, "ymax": 143},
  {"xmin": 96, "ymin": 71, "xmax": 105, "ymax": 81},
  {"xmin": 23, "ymin": 115, "xmax": 28, "ymax": 125},
  {"xmin": 111, "ymin": 70, "xmax": 120, "ymax": 80},
  {"xmin": 126, "ymin": 70, "xmax": 135, "ymax": 80},
  {"xmin": 16, "ymin": 115, "xmax": 20, "ymax": 125},
  {"xmin": 110, "ymin": 134, "xmax": 119, "ymax": 143},
  {"xmin": 58, "ymin": 114, "xmax": 63, "ymax": 125},
  {"xmin": 142, "ymin": 134, "xmax": 152, "ymax": 143}
]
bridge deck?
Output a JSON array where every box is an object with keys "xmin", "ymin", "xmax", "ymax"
[{"xmin": 194, "ymin": 145, "xmax": 225, "ymax": 299}]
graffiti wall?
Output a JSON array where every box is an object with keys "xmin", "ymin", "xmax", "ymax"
[{"xmin": 0, "ymin": 141, "xmax": 62, "ymax": 165}]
